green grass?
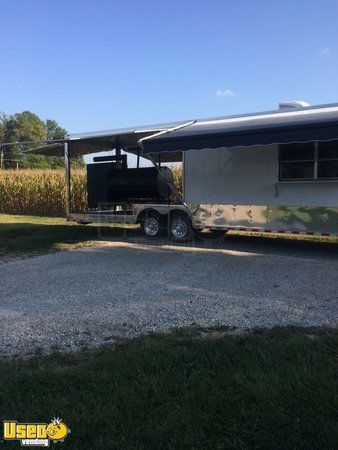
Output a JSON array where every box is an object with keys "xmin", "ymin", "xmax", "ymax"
[
  {"xmin": 0, "ymin": 330, "xmax": 337, "ymax": 449},
  {"xmin": 0, "ymin": 214, "xmax": 119, "ymax": 257}
]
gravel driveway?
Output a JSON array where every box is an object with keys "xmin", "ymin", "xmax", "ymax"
[{"xmin": 1, "ymin": 235, "xmax": 337, "ymax": 357}]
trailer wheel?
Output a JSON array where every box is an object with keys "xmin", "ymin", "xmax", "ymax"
[
  {"xmin": 193, "ymin": 228, "xmax": 228, "ymax": 241},
  {"xmin": 169, "ymin": 213, "xmax": 193, "ymax": 242},
  {"xmin": 141, "ymin": 212, "xmax": 166, "ymax": 238}
]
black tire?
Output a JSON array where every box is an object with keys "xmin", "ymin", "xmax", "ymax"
[
  {"xmin": 193, "ymin": 228, "xmax": 228, "ymax": 241},
  {"xmin": 141, "ymin": 211, "xmax": 167, "ymax": 238},
  {"xmin": 169, "ymin": 212, "xmax": 194, "ymax": 242}
]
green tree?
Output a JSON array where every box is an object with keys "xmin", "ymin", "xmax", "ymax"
[
  {"xmin": 44, "ymin": 118, "xmax": 85, "ymax": 168},
  {"xmin": 45, "ymin": 119, "xmax": 67, "ymax": 141},
  {"xmin": 0, "ymin": 112, "xmax": 8, "ymax": 143},
  {"xmin": 2, "ymin": 111, "xmax": 84, "ymax": 169},
  {"xmin": 0, "ymin": 113, "xmax": 7, "ymax": 169},
  {"xmin": 4, "ymin": 111, "xmax": 47, "ymax": 168}
]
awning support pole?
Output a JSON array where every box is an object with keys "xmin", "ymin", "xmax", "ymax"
[{"xmin": 64, "ymin": 141, "xmax": 71, "ymax": 218}]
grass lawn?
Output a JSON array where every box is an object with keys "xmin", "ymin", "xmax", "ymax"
[
  {"xmin": 0, "ymin": 214, "xmax": 126, "ymax": 257},
  {"xmin": 0, "ymin": 330, "xmax": 337, "ymax": 449}
]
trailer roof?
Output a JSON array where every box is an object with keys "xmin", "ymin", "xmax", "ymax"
[{"xmin": 27, "ymin": 102, "xmax": 338, "ymax": 162}]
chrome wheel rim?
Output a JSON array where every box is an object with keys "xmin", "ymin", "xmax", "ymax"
[
  {"xmin": 144, "ymin": 217, "xmax": 160, "ymax": 236},
  {"xmin": 171, "ymin": 218, "xmax": 187, "ymax": 239}
]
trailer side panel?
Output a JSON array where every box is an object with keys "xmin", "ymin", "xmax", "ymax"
[{"xmin": 184, "ymin": 146, "xmax": 338, "ymax": 234}]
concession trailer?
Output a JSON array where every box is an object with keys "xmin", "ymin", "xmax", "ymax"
[{"xmin": 31, "ymin": 101, "xmax": 338, "ymax": 241}]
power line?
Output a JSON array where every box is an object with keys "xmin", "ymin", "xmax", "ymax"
[{"xmin": 0, "ymin": 139, "xmax": 65, "ymax": 148}]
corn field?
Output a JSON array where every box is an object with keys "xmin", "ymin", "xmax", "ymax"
[
  {"xmin": 0, "ymin": 170, "xmax": 87, "ymax": 217},
  {"xmin": 0, "ymin": 167, "xmax": 182, "ymax": 217}
]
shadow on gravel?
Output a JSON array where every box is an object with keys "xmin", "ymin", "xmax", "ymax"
[
  {"xmin": 121, "ymin": 232, "xmax": 338, "ymax": 261},
  {"xmin": 218, "ymin": 233, "xmax": 338, "ymax": 258}
]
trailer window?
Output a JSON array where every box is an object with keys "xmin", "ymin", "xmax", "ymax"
[
  {"xmin": 279, "ymin": 143, "xmax": 315, "ymax": 180},
  {"xmin": 317, "ymin": 141, "xmax": 338, "ymax": 179},
  {"xmin": 279, "ymin": 141, "xmax": 338, "ymax": 180}
]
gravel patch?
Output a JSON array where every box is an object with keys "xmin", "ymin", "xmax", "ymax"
[{"xmin": 0, "ymin": 237, "xmax": 337, "ymax": 357}]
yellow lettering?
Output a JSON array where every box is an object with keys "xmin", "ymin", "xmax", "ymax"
[
  {"xmin": 3, "ymin": 422, "xmax": 48, "ymax": 440},
  {"xmin": 3, "ymin": 421, "xmax": 16, "ymax": 439},
  {"xmin": 27, "ymin": 424, "xmax": 37, "ymax": 438},
  {"xmin": 37, "ymin": 424, "xmax": 47, "ymax": 438},
  {"xmin": 16, "ymin": 424, "xmax": 27, "ymax": 439}
]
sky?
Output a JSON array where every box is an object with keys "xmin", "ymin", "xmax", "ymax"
[{"xmin": 1, "ymin": 0, "xmax": 338, "ymax": 135}]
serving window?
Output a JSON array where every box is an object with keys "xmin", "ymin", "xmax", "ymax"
[{"xmin": 279, "ymin": 141, "xmax": 338, "ymax": 180}]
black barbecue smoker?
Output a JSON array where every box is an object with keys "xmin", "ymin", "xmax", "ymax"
[
  {"xmin": 56, "ymin": 121, "xmax": 200, "ymax": 242},
  {"xmin": 86, "ymin": 153, "xmax": 173, "ymax": 208}
]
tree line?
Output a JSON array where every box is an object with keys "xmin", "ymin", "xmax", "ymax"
[{"xmin": 0, "ymin": 111, "xmax": 84, "ymax": 169}]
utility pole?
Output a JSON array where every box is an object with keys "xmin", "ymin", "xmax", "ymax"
[{"xmin": 0, "ymin": 148, "xmax": 3, "ymax": 170}]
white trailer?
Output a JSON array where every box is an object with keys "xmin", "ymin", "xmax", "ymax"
[{"xmin": 31, "ymin": 101, "xmax": 338, "ymax": 241}]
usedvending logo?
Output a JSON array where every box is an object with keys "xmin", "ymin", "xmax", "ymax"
[{"xmin": 3, "ymin": 418, "xmax": 70, "ymax": 447}]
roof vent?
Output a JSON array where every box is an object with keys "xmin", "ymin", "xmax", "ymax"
[{"xmin": 279, "ymin": 100, "xmax": 310, "ymax": 111}]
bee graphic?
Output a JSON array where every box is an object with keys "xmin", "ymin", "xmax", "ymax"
[{"xmin": 46, "ymin": 418, "xmax": 70, "ymax": 442}]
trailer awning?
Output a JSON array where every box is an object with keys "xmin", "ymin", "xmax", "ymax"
[
  {"xmin": 26, "ymin": 120, "xmax": 189, "ymax": 161},
  {"xmin": 141, "ymin": 103, "xmax": 338, "ymax": 156},
  {"xmin": 27, "ymin": 103, "xmax": 338, "ymax": 162}
]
